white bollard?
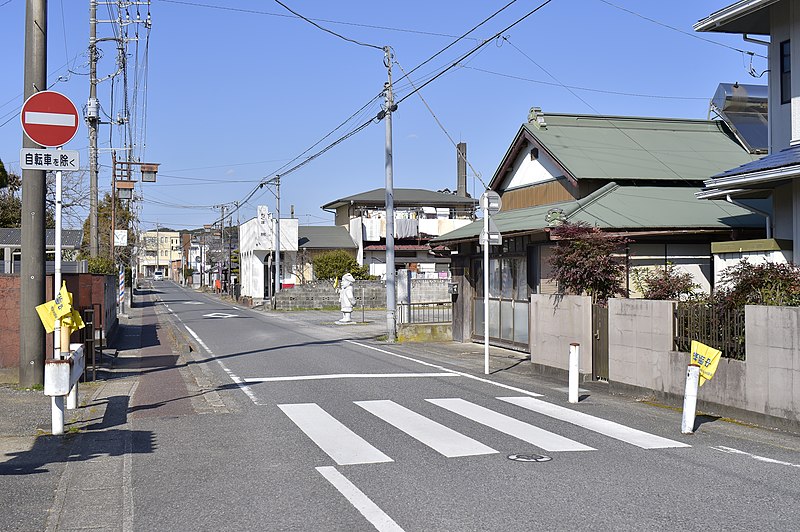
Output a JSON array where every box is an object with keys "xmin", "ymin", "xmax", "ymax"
[
  {"xmin": 681, "ymin": 364, "xmax": 701, "ymax": 434},
  {"xmin": 52, "ymin": 396, "xmax": 65, "ymax": 436},
  {"xmin": 66, "ymin": 382, "xmax": 78, "ymax": 410},
  {"xmin": 569, "ymin": 343, "xmax": 580, "ymax": 404}
]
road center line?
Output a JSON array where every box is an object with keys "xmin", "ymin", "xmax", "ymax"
[
  {"xmin": 244, "ymin": 372, "xmax": 459, "ymax": 383},
  {"xmin": 346, "ymin": 340, "xmax": 543, "ymax": 397},
  {"xmin": 316, "ymin": 466, "xmax": 405, "ymax": 532}
]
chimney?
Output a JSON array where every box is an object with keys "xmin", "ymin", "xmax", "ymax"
[{"xmin": 456, "ymin": 142, "xmax": 467, "ymax": 197}]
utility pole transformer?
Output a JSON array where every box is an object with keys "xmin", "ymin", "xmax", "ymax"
[
  {"xmin": 383, "ymin": 46, "xmax": 397, "ymax": 343},
  {"xmin": 19, "ymin": 0, "xmax": 48, "ymax": 387}
]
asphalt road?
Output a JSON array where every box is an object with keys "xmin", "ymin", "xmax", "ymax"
[{"xmin": 129, "ymin": 281, "xmax": 800, "ymax": 531}]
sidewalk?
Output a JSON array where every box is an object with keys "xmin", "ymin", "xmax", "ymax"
[{"xmin": 0, "ymin": 290, "xmax": 153, "ymax": 532}]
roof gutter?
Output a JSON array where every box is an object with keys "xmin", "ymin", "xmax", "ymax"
[
  {"xmin": 726, "ymin": 193, "xmax": 772, "ymax": 238},
  {"xmin": 702, "ymin": 164, "xmax": 800, "ymax": 189},
  {"xmin": 693, "ymin": 0, "xmax": 777, "ymax": 32}
]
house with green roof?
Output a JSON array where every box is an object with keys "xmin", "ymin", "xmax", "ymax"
[
  {"xmin": 322, "ymin": 187, "xmax": 477, "ymax": 279},
  {"xmin": 434, "ymin": 108, "xmax": 766, "ymax": 352}
]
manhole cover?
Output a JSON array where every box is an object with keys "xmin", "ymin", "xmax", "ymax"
[{"xmin": 508, "ymin": 453, "xmax": 552, "ymax": 463}]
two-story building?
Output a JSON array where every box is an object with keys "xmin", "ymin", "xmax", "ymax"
[
  {"xmin": 138, "ymin": 229, "xmax": 181, "ymax": 280},
  {"xmin": 322, "ymin": 187, "xmax": 477, "ymax": 279},
  {"xmin": 695, "ymin": 0, "xmax": 800, "ymax": 268}
]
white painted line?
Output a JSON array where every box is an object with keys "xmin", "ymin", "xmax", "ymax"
[
  {"xmin": 24, "ymin": 111, "xmax": 76, "ymax": 127},
  {"xmin": 345, "ymin": 340, "xmax": 543, "ymax": 397},
  {"xmin": 279, "ymin": 403, "xmax": 392, "ymax": 466},
  {"xmin": 429, "ymin": 398, "xmax": 594, "ymax": 452},
  {"xmin": 184, "ymin": 325, "xmax": 213, "ymax": 355},
  {"xmin": 498, "ymin": 397, "xmax": 690, "ymax": 449},
  {"xmin": 316, "ymin": 466, "xmax": 405, "ymax": 532},
  {"xmin": 356, "ymin": 400, "xmax": 497, "ymax": 458},
  {"xmin": 710, "ymin": 446, "xmax": 800, "ymax": 468},
  {"xmin": 185, "ymin": 325, "xmax": 261, "ymax": 405},
  {"xmin": 244, "ymin": 372, "xmax": 459, "ymax": 383}
]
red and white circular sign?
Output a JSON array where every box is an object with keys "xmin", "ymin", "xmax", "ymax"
[{"xmin": 20, "ymin": 90, "xmax": 80, "ymax": 147}]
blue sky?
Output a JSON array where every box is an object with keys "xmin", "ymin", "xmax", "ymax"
[{"xmin": 0, "ymin": 0, "xmax": 768, "ymax": 231}]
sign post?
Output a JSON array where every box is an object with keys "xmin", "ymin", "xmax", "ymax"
[
  {"xmin": 21, "ymin": 91, "xmax": 80, "ymax": 435},
  {"xmin": 480, "ymin": 191, "xmax": 502, "ymax": 375}
]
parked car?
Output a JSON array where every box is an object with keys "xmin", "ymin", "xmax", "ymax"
[{"xmin": 153, "ymin": 271, "xmax": 164, "ymax": 281}]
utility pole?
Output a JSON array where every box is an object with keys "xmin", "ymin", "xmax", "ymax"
[
  {"xmin": 88, "ymin": 0, "xmax": 99, "ymax": 257},
  {"xmin": 274, "ymin": 177, "xmax": 281, "ymax": 305},
  {"xmin": 19, "ymin": 0, "xmax": 48, "ymax": 387},
  {"xmin": 219, "ymin": 204, "xmax": 225, "ymax": 292},
  {"xmin": 383, "ymin": 46, "xmax": 397, "ymax": 342}
]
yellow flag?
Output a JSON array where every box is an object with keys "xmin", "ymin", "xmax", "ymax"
[
  {"xmin": 61, "ymin": 308, "xmax": 85, "ymax": 331},
  {"xmin": 35, "ymin": 301, "xmax": 58, "ymax": 333},
  {"xmin": 54, "ymin": 283, "xmax": 72, "ymax": 319},
  {"xmin": 690, "ymin": 340, "xmax": 722, "ymax": 386}
]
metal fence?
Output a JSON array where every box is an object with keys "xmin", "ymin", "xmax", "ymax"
[
  {"xmin": 674, "ymin": 302, "xmax": 746, "ymax": 360},
  {"xmin": 397, "ymin": 301, "xmax": 452, "ymax": 325}
]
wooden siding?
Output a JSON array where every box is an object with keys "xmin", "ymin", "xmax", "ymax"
[{"xmin": 500, "ymin": 180, "xmax": 576, "ymax": 211}]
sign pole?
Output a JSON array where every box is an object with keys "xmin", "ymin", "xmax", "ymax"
[
  {"xmin": 483, "ymin": 201, "xmax": 489, "ymax": 375},
  {"xmin": 52, "ymin": 147, "xmax": 65, "ymax": 435}
]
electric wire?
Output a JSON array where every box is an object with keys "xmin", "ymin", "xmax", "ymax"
[
  {"xmin": 457, "ymin": 64, "xmax": 710, "ymax": 100},
  {"xmin": 394, "ymin": 59, "xmax": 487, "ymax": 189},
  {"xmin": 157, "ymin": 0, "xmax": 480, "ymax": 41},
  {"xmin": 596, "ymin": 0, "xmax": 767, "ymax": 60},
  {"xmin": 272, "ymin": 0, "xmax": 383, "ymax": 50}
]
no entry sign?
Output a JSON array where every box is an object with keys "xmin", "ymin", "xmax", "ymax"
[{"xmin": 20, "ymin": 91, "xmax": 80, "ymax": 147}]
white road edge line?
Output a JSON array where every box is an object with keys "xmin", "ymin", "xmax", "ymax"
[
  {"xmin": 184, "ymin": 325, "xmax": 262, "ymax": 405},
  {"xmin": 710, "ymin": 445, "xmax": 800, "ymax": 468},
  {"xmin": 244, "ymin": 373, "xmax": 459, "ymax": 383},
  {"xmin": 346, "ymin": 340, "xmax": 543, "ymax": 397},
  {"xmin": 316, "ymin": 466, "xmax": 405, "ymax": 532}
]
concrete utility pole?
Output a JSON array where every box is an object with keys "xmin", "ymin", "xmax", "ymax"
[
  {"xmin": 88, "ymin": 0, "xmax": 99, "ymax": 257},
  {"xmin": 274, "ymin": 177, "xmax": 281, "ymax": 303},
  {"xmin": 19, "ymin": 0, "xmax": 48, "ymax": 387},
  {"xmin": 383, "ymin": 46, "xmax": 397, "ymax": 342}
]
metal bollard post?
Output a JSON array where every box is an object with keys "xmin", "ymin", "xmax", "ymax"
[
  {"xmin": 681, "ymin": 364, "xmax": 701, "ymax": 434},
  {"xmin": 569, "ymin": 343, "xmax": 580, "ymax": 404}
]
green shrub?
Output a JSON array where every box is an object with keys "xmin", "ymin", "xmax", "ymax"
[
  {"xmin": 631, "ymin": 263, "xmax": 699, "ymax": 301},
  {"xmin": 313, "ymin": 250, "xmax": 372, "ymax": 281}
]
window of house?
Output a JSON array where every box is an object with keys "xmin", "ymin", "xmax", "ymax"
[{"xmin": 781, "ymin": 40, "xmax": 791, "ymax": 105}]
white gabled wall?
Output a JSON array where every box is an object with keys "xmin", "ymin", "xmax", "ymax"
[
  {"xmin": 238, "ymin": 216, "xmax": 299, "ymax": 300},
  {"xmin": 497, "ymin": 143, "xmax": 561, "ymax": 192}
]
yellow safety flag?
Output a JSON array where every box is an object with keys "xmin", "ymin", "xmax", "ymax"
[
  {"xmin": 34, "ymin": 282, "xmax": 75, "ymax": 333},
  {"xmin": 61, "ymin": 308, "xmax": 85, "ymax": 331},
  {"xmin": 690, "ymin": 340, "xmax": 722, "ymax": 386}
]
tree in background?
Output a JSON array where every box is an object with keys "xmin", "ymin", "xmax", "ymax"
[
  {"xmin": 548, "ymin": 221, "xmax": 628, "ymax": 305},
  {"xmin": 79, "ymin": 192, "xmax": 134, "ymax": 274},
  {"xmin": 312, "ymin": 249, "xmax": 371, "ymax": 281},
  {"xmin": 716, "ymin": 260, "xmax": 800, "ymax": 309}
]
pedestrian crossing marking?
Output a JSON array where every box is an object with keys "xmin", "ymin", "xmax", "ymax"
[
  {"xmin": 498, "ymin": 397, "xmax": 690, "ymax": 449},
  {"xmin": 427, "ymin": 398, "xmax": 594, "ymax": 452},
  {"xmin": 279, "ymin": 403, "xmax": 393, "ymax": 465},
  {"xmin": 356, "ymin": 400, "xmax": 498, "ymax": 458}
]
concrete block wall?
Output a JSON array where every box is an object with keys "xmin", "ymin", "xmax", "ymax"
[
  {"xmin": 275, "ymin": 280, "xmax": 386, "ymax": 310},
  {"xmin": 0, "ymin": 274, "xmax": 20, "ymax": 368},
  {"xmin": 608, "ymin": 299, "xmax": 679, "ymax": 392},
  {"xmin": 530, "ymin": 294, "xmax": 592, "ymax": 376},
  {"xmin": 396, "ymin": 271, "xmax": 451, "ymax": 304}
]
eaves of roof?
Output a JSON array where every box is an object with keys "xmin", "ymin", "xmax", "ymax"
[
  {"xmin": 693, "ymin": 0, "xmax": 776, "ymax": 34},
  {"xmin": 322, "ymin": 188, "xmax": 478, "ymax": 211},
  {"xmin": 432, "ymin": 183, "xmax": 764, "ymax": 244}
]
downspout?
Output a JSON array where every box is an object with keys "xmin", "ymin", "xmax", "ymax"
[{"xmin": 726, "ymin": 194, "xmax": 772, "ymax": 238}]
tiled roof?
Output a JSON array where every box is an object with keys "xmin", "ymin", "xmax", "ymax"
[
  {"xmin": 711, "ymin": 144, "xmax": 800, "ymax": 179},
  {"xmin": 322, "ymin": 188, "xmax": 477, "ymax": 211},
  {"xmin": 298, "ymin": 225, "xmax": 357, "ymax": 249},
  {"xmin": 0, "ymin": 228, "xmax": 84, "ymax": 248},
  {"xmin": 433, "ymin": 183, "xmax": 764, "ymax": 243}
]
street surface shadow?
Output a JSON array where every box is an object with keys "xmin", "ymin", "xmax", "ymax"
[
  {"xmin": 694, "ymin": 414, "xmax": 721, "ymax": 431},
  {"xmin": 0, "ymin": 395, "xmax": 153, "ymax": 476},
  {"xmin": 490, "ymin": 355, "xmax": 531, "ymax": 375}
]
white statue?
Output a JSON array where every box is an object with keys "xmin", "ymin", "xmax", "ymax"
[{"xmin": 337, "ymin": 273, "xmax": 356, "ymax": 324}]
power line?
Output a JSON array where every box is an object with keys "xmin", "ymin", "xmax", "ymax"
[
  {"xmin": 457, "ymin": 64, "xmax": 710, "ymax": 101},
  {"xmin": 272, "ymin": 0, "xmax": 383, "ymax": 50},
  {"xmin": 157, "ymin": 0, "xmax": 479, "ymax": 41},
  {"xmin": 596, "ymin": 0, "xmax": 767, "ymax": 60},
  {"xmin": 397, "ymin": 0, "xmax": 556, "ymax": 106}
]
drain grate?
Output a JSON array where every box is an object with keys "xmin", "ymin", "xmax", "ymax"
[{"xmin": 507, "ymin": 453, "xmax": 552, "ymax": 463}]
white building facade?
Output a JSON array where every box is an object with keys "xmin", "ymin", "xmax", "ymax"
[{"xmin": 239, "ymin": 206, "xmax": 299, "ymax": 303}]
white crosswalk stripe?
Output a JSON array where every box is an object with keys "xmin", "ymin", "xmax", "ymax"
[
  {"xmin": 498, "ymin": 396, "xmax": 690, "ymax": 449},
  {"xmin": 280, "ymin": 397, "xmax": 690, "ymax": 466},
  {"xmin": 278, "ymin": 403, "xmax": 393, "ymax": 465},
  {"xmin": 356, "ymin": 400, "xmax": 498, "ymax": 458},
  {"xmin": 428, "ymin": 398, "xmax": 594, "ymax": 452}
]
